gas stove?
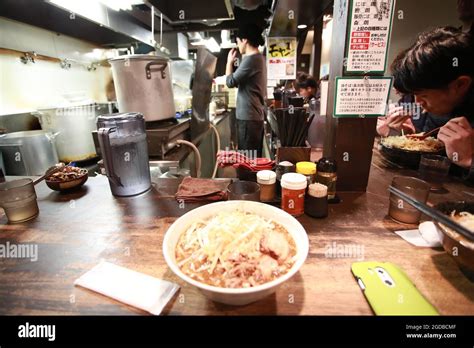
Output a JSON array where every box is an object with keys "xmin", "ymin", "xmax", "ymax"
[{"xmin": 145, "ymin": 117, "xmax": 190, "ymax": 158}]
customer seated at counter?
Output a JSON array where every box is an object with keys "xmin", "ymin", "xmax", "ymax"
[
  {"xmin": 379, "ymin": 26, "xmax": 474, "ymax": 179},
  {"xmin": 295, "ymin": 72, "xmax": 318, "ymax": 104}
]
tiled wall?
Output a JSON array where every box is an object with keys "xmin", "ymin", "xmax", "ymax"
[{"xmin": 0, "ymin": 17, "xmax": 112, "ymax": 114}]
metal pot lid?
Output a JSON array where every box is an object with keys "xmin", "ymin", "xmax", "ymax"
[
  {"xmin": 109, "ymin": 54, "xmax": 169, "ymax": 63},
  {"xmin": 97, "ymin": 112, "xmax": 144, "ymax": 124}
]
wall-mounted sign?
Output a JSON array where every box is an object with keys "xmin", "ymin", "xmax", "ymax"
[
  {"xmin": 267, "ymin": 37, "xmax": 297, "ymax": 80},
  {"xmin": 334, "ymin": 76, "xmax": 392, "ymax": 117},
  {"xmin": 345, "ymin": 0, "xmax": 396, "ymax": 74}
]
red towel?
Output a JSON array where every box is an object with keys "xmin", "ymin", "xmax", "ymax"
[{"xmin": 175, "ymin": 177, "xmax": 231, "ymax": 202}]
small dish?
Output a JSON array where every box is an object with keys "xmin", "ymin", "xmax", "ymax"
[{"xmin": 45, "ymin": 167, "xmax": 88, "ymax": 192}]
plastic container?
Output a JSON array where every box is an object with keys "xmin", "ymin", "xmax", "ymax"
[
  {"xmin": 0, "ymin": 179, "xmax": 39, "ymax": 223},
  {"xmin": 281, "ymin": 173, "xmax": 307, "ymax": 217},
  {"xmin": 296, "ymin": 161, "xmax": 317, "ymax": 186},
  {"xmin": 257, "ymin": 170, "xmax": 276, "ymax": 202},
  {"xmin": 305, "ymin": 183, "xmax": 328, "ymax": 218}
]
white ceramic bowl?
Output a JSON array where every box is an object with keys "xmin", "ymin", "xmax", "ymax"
[{"xmin": 163, "ymin": 200, "xmax": 309, "ymax": 306}]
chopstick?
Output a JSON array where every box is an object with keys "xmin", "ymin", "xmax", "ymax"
[
  {"xmin": 388, "ymin": 185, "xmax": 474, "ymax": 241},
  {"xmin": 406, "ymin": 127, "xmax": 441, "ymax": 140}
]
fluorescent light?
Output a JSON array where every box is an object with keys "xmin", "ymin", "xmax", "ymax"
[
  {"xmin": 297, "ymin": 24, "xmax": 308, "ymax": 29},
  {"xmin": 50, "ymin": 0, "xmax": 142, "ymax": 14},
  {"xmin": 49, "ymin": 0, "xmax": 104, "ymax": 22},
  {"xmin": 98, "ymin": 0, "xmax": 143, "ymax": 11}
]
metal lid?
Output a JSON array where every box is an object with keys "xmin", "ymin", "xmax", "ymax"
[
  {"xmin": 97, "ymin": 112, "xmax": 144, "ymax": 124},
  {"xmin": 317, "ymin": 157, "xmax": 337, "ymax": 173},
  {"xmin": 108, "ymin": 54, "xmax": 169, "ymax": 63}
]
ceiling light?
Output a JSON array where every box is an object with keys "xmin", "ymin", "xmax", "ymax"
[
  {"xmin": 50, "ymin": 0, "xmax": 142, "ymax": 14},
  {"xmin": 297, "ymin": 24, "xmax": 308, "ymax": 29},
  {"xmin": 98, "ymin": 0, "xmax": 143, "ymax": 11}
]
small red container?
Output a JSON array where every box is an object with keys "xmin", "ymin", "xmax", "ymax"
[{"xmin": 281, "ymin": 173, "xmax": 307, "ymax": 217}]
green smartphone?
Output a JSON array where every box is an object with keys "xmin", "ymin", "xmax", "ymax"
[{"xmin": 351, "ymin": 261, "xmax": 439, "ymax": 315}]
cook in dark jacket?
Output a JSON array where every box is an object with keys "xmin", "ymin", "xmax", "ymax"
[{"xmin": 226, "ymin": 25, "xmax": 267, "ymax": 157}]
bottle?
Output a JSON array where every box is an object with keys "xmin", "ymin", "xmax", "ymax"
[
  {"xmin": 305, "ymin": 183, "xmax": 328, "ymax": 218},
  {"xmin": 275, "ymin": 161, "xmax": 295, "ymax": 197},
  {"xmin": 281, "ymin": 173, "xmax": 307, "ymax": 217},
  {"xmin": 257, "ymin": 170, "xmax": 277, "ymax": 202},
  {"xmin": 316, "ymin": 158, "xmax": 337, "ymax": 200},
  {"xmin": 296, "ymin": 161, "xmax": 317, "ymax": 186}
]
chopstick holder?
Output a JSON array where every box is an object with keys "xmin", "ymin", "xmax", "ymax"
[{"xmin": 74, "ymin": 262, "xmax": 180, "ymax": 315}]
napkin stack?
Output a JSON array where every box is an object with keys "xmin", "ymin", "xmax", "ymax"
[{"xmin": 74, "ymin": 262, "xmax": 179, "ymax": 315}]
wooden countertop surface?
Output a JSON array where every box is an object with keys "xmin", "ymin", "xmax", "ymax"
[{"xmin": 0, "ymin": 150, "xmax": 473, "ymax": 315}]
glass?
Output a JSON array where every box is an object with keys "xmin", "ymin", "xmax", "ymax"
[
  {"xmin": 0, "ymin": 179, "xmax": 39, "ymax": 223},
  {"xmin": 388, "ymin": 176, "xmax": 430, "ymax": 224},
  {"xmin": 418, "ymin": 155, "xmax": 451, "ymax": 191},
  {"xmin": 227, "ymin": 181, "xmax": 260, "ymax": 201}
]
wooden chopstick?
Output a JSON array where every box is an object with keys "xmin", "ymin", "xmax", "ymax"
[
  {"xmin": 388, "ymin": 185, "xmax": 474, "ymax": 241},
  {"xmin": 406, "ymin": 127, "xmax": 441, "ymax": 139}
]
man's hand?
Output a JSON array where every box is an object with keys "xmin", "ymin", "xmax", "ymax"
[
  {"xmin": 226, "ymin": 48, "xmax": 237, "ymax": 76},
  {"xmin": 438, "ymin": 117, "xmax": 473, "ymax": 168},
  {"xmin": 377, "ymin": 105, "xmax": 416, "ymax": 137}
]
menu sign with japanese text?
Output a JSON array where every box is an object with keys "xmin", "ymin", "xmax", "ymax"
[
  {"xmin": 345, "ymin": 0, "xmax": 396, "ymax": 73},
  {"xmin": 267, "ymin": 37, "xmax": 297, "ymax": 80},
  {"xmin": 334, "ymin": 76, "xmax": 392, "ymax": 117}
]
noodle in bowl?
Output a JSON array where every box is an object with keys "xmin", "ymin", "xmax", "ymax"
[
  {"xmin": 381, "ymin": 135, "xmax": 444, "ymax": 152},
  {"xmin": 163, "ymin": 200, "xmax": 309, "ymax": 305},
  {"xmin": 434, "ymin": 201, "xmax": 474, "ymax": 274}
]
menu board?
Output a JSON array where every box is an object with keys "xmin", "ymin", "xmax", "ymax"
[
  {"xmin": 345, "ymin": 0, "xmax": 396, "ymax": 73},
  {"xmin": 334, "ymin": 76, "xmax": 392, "ymax": 117},
  {"xmin": 266, "ymin": 37, "xmax": 297, "ymax": 80}
]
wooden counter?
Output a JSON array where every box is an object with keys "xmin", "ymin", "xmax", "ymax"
[{"xmin": 0, "ymin": 150, "xmax": 473, "ymax": 315}]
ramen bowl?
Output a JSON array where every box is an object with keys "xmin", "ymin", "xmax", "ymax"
[
  {"xmin": 434, "ymin": 201, "xmax": 474, "ymax": 275},
  {"xmin": 163, "ymin": 200, "xmax": 309, "ymax": 306}
]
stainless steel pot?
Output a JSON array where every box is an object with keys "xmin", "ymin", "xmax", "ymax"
[
  {"xmin": 34, "ymin": 103, "xmax": 114, "ymax": 163},
  {"xmin": 0, "ymin": 130, "xmax": 59, "ymax": 176},
  {"xmin": 0, "ymin": 111, "xmax": 41, "ymax": 133},
  {"xmin": 109, "ymin": 55, "xmax": 176, "ymax": 121}
]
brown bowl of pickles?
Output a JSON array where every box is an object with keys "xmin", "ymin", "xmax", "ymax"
[{"xmin": 45, "ymin": 165, "xmax": 88, "ymax": 192}]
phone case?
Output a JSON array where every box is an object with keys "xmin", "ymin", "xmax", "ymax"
[{"xmin": 351, "ymin": 261, "xmax": 439, "ymax": 315}]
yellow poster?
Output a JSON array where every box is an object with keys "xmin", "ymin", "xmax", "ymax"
[{"xmin": 267, "ymin": 37, "xmax": 297, "ymax": 80}]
